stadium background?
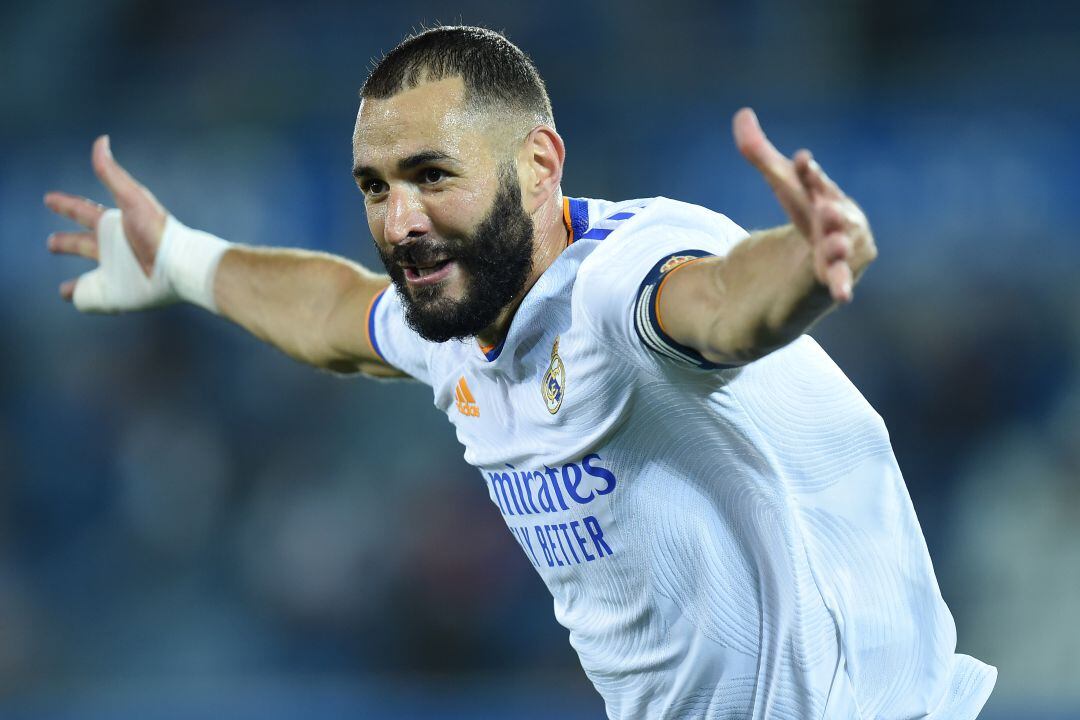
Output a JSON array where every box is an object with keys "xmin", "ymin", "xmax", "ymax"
[{"xmin": 2, "ymin": 0, "xmax": 1078, "ymax": 717}]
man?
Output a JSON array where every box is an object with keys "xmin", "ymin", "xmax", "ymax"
[{"xmin": 45, "ymin": 25, "xmax": 995, "ymax": 720}]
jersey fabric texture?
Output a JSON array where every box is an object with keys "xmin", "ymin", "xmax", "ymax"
[{"xmin": 368, "ymin": 196, "xmax": 997, "ymax": 720}]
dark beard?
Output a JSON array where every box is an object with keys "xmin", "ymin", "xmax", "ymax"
[{"xmin": 377, "ymin": 166, "xmax": 535, "ymax": 343}]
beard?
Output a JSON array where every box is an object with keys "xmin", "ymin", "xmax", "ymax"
[{"xmin": 376, "ymin": 165, "xmax": 535, "ymax": 343}]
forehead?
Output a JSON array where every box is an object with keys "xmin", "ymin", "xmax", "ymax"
[{"xmin": 353, "ymin": 76, "xmax": 493, "ymax": 168}]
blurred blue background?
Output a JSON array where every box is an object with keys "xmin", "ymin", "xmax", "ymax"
[{"xmin": 2, "ymin": 0, "xmax": 1079, "ymax": 717}]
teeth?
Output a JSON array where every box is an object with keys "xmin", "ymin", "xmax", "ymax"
[{"xmin": 414, "ymin": 260, "xmax": 447, "ymax": 279}]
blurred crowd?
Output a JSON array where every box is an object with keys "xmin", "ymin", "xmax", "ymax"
[{"xmin": 1, "ymin": 0, "xmax": 1078, "ymax": 717}]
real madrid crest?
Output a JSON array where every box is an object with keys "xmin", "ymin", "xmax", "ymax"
[{"xmin": 542, "ymin": 336, "xmax": 565, "ymax": 414}]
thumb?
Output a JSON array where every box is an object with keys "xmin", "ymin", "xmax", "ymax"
[
  {"xmin": 72, "ymin": 268, "xmax": 110, "ymax": 313},
  {"xmin": 732, "ymin": 108, "xmax": 798, "ymax": 195},
  {"xmin": 92, "ymin": 136, "xmax": 142, "ymax": 207},
  {"xmin": 733, "ymin": 108, "xmax": 811, "ymax": 233}
]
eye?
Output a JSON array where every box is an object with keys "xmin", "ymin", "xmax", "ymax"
[
  {"xmin": 360, "ymin": 179, "xmax": 388, "ymax": 197},
  {"xmin": 420, "ymin": 167, "xmax": 446, "ymax": 184}
]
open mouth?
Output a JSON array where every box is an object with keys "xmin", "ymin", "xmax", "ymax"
[{"xmin": 403, "ymin": 259, "xmax": 454, "ymax": 285}]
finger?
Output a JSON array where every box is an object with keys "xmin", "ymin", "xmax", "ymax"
[
  {"xmin": 820, "ymin": 229, "xmax": 851, "ymax": 266},
  {"xmin": 815, "ymin": 196, "xmax": 847, "ymax": 236},
  {"xmin": 795, "ymin": 150, "xmax": 843, "ymax": 200},
  {"xmin": 43, "ymin": 192, "xmax": 106, "ymax": 229},
  {"xmin": 816, "ymin": 228, "xmax": 853, "ymax": 300},
  {"xmin": 826, "ymin": 261, "xmax": 853, "ymax": 303},
  {"xmin": 92, "ymin": 135, "xmax": 143, "ymax": 206},
  {"xmin": 60, "ymin": 279, "xmax": 77, "ymax": 302},
  {"xmin": 732, "ymin": 108, "xmax": 800, "ymax": 195},
  {"xmin": 47, "ymin": 231, "xmax": 98, "ymax": 260},
  {"xmin": 813, "ymin": 228, "xmax": 853, "ymax": 300}
]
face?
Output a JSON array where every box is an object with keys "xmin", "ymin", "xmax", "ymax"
[{"xmin": 353, "ymin": 77, "xmax": 535, "ymax": 343}]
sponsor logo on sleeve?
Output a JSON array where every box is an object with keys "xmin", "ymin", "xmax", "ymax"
[{"xmin": 659, "ymin": 254, "xmax": 699, "ymax": 275}]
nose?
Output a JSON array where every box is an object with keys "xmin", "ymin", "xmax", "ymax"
[{"xmin": 383, "ymin": 185, "xmax": 431, "ymax": 246}]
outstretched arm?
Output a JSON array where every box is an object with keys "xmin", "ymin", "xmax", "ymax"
[
  {"xmin": 657, "ymin": 108, "xmax": 877, "ymax": 365},
  {"xmin": 45, "ymin": 136, "xmax": 402, "ymax": 377},
  {"xmin": 213, "ymin": 247, "xmax": 399, "ymax": 376}
]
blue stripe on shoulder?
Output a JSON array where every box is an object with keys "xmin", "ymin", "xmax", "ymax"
[
  {"xmin": 633, "ymin": 250, "xmax": 733, "ymax": 370},
  {"xmin": 567, "ymin": 198, "xmax": 590, "ymax": 241},
  {"xmin": 368, "ymin": 287, "xmax": 389, "ymax": 363},
  {"xmin": 568, "ymin": 200, "xmax": 648, "ymax": 243}
]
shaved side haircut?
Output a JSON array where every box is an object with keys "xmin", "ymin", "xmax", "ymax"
[{"xmin": 361, "ymin": 26, "xmax": 555, "ymax": 127}]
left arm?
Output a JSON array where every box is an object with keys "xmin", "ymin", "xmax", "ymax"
[{"xmin": 658, "ymin": 108, "xmax": 877, "ymax": 365}]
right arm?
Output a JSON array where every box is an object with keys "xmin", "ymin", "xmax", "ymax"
[
  {"xmin": 213, "ymin": 247, "xmax": 401, "ymax": 376},
  {"xmin": 45, "ymin": 135, "xmax": 403, "ymax": 378}
]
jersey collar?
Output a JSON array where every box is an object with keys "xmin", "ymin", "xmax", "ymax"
[{"xmin": 476, "ymin": 196, "xmax": 588, "ymax": 362}]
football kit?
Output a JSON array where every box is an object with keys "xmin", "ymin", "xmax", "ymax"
[{"xmin": 367, "ymin": 196, "xmax": 997, "ymax": 719}]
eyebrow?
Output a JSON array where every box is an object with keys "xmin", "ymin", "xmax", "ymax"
[{"xmin": 353, "ymin": 150, "xmax": 457, "ymax": 180}]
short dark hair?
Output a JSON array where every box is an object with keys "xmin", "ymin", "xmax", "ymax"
[{"xmin": 361, "ymin": 26, "xmax": 554, "ymax": 126}]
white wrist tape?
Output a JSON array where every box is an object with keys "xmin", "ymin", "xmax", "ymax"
[{"xmin": 156, "ymin": 215, "xmax": 231, "ymax": 313}]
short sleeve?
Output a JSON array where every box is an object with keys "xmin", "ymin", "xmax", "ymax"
[
  {"xmin": 366, "ymin": 284, "xmax": 435, "ymax": 385},
  {"xmin": 574, "ymin": 199, "xmax": 749, "ymax": 371}
]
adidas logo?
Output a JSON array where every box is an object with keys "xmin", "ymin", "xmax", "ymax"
[{"xmin": 455, "ymin": 376, "xmax": 480, "ymax": 417}]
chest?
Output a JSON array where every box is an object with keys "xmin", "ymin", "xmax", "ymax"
[{"xmin": 429, "ymin": 324, "xmax": 634, "ymax": 471}]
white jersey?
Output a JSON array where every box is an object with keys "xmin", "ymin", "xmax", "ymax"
[{"xmin": 367, "ymin": 196, "xmax": 997, "ymax": 719}]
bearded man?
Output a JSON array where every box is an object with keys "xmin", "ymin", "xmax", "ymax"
[{"xmin": 45, "ymin": 25, "xmax": 995, "ymax": 720}]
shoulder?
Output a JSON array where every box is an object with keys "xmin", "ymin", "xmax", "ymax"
[
  {"xmin": 575, "ymin": 196, "xmax": 747, "ymax": 282},
  {"xmin": 568, "ymin": 196, "xmax": 747, "ymax": 301},
  {"xmin": 370, "ymin": 284, "xmax": 468, "ymax": 385},
  {"xmin": 565, "ymin": 196, "xmax": 749, "ymax": 370}
]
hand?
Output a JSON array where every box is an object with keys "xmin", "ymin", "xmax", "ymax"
[
  {"xmin": 733, "ymin": 108, "xmax": 876, "ymax": 303},
  {"xmin": 45, "ymin": 135, "xmax": 168, "ymax": 305}
]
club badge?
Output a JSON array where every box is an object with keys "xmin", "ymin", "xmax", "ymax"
[{"xmin": 542, "ymin": 336, "xmax": 565, "ymax": 415}]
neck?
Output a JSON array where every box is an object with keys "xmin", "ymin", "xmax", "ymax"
[{"xmin": 475, "ymin": 192, "xmax": 568, "ymax": 349}]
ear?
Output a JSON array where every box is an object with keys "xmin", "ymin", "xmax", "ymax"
[{"xmin": 517, "ymin": 125, "xmax": 565, "ymax": 213}]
